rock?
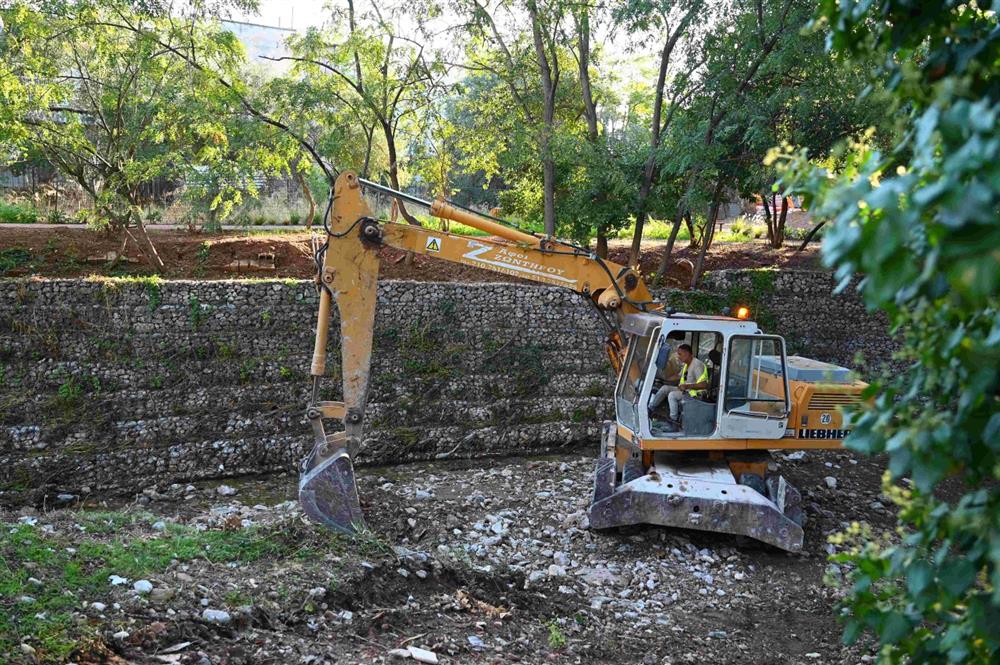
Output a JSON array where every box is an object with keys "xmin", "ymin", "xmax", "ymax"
[
  {"xmin": 467, "ymin": 635, "xmax": 485, "ymax": 650},
  {"xmin": 20, "ymin": 644, "xmax": 35, "ymax": 656},
  {"xmin": 113, "ymin": 630, "xmax": 130, "ymax": 640},
  {"xmin": 388, "ymin": 649, "xmax": 411, "ymax": 660},
  {"xmin": 528, "ymin": 571, "xmax": 546, "ymax": 584},
  {"xmin": 17, "ymin": 595, "xmax": 35, "ymax": 603},
  {"xmin": 27, "ymin": 577, "xmax": 42, "ymax": 587},
  {"xmin": 91, "ymin": 602, "xmax": 107, "ymax": 612},
  {"xmin": 150, "ymin": 588, "xmax": 175, "ymax": 603},
  {"xmin": 152, "ymin": 520, "xmax": 167, "ymax": 531},
  {"xmin": 408, "ymin": 647, "xmax": 439, "ymax": 664},
  {"xmin": 578, "ymin": 567, "xmax": 622, "ymax": 587},
  {"xmin": 824, "ymin": 476, "xmax": 838, "ymax": 490},
  {"xmin": 108, "ymin": 575, "xmax": 128, "ymax": 586},
  {"xmin": 547, "ymin": 564, "xmax": 566, "ymax": 577},
  {"xmin": 133, "ymin": 580, "xmax": 153, "ymax": 594},
  {"xmin": 784, "ymin": 451, "xmax": 806, "ymax": 461},
  {"xmin": 217, "ymin": 485, "xmax": 238, "ymax": 496},
  {"xmin": 201, "ymin": 609, "xmax": 231, "ymax": 624}
]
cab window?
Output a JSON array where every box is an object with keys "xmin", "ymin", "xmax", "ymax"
[
  {"xmin": 724, "ymin": 336, "xmax": 788, "ymax": 416},
  {"xmin": 618, "ymin": 333, "xmax": 654, "ymax": 403}
]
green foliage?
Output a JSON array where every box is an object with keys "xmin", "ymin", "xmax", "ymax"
[
  {"xmin": 0, "ymin": 248, "xmax": 32, "ymax": 274},
  {"xmin": 545, "ymin": 619, "xmax": 567, "ymax": 649},
  {"xmin": 778, "ymin": 1, "xmax": 1000, "ymax": 661},
  {"xmin": 0, "ymin": 201, "xmax": 38, "ymax": 224},
  {"xmin": 188, "ymin": 296, "xmax": 204, "ymax": 330}
]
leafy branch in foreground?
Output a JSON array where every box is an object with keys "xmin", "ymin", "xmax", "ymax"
[{"xmin": 777, "ymin": 2, "xmax": 1000, "ymax": 662}]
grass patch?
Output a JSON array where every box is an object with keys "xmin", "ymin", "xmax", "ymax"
[{"xmin": 0, "ymin": 513, "xmax": 347, "ymax": 660}]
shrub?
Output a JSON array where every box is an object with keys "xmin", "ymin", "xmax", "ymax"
[{"xmin": 0, "ymin": 202, "xmax": 39, "ymax": 224}]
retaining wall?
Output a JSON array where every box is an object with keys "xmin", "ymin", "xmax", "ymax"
[{"xmin": 0, "ymin": 271, "xmax": 892, "ymax": 503}]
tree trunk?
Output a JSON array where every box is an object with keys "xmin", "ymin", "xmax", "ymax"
[
  {"xmin": 773, "ymin": 195, "xmax": 788, "ymax": 248},
  {"xmin": 796, "ymin": 220, "xmax": 825, "ymax": 251},
  {"xmin": 528, "ymin": 0, "xmax": 557, "ymax": 237},
  {"xmin": 684, "ymin": 211, "xmax": 696, "ymax": 248},
  {"xmin": 133, "ymin": 215, "xmax": 164, "ymax": 270},
  {"xmin": 294, "ymin": 166, "xmax": 317, "ymax": 229},
  {"xmin": 691, "ymin": 182, "xmax": 724, "ymax": 288},
  {"xmin": 761, "ymin": 193, "xmax": 774, "ymax": 245},
  {"xmin": 652, "ymin": 207, "xmax": 687, "ymax": 285},
  {"xmin": 629, "ymin": 37, "xmax": 673, "ymax": 266},
  {"xmin": 595, "ymin": 228, "xmax": 608, "ymax": 259},
  {"xmin": 382, "ymin": 121, "xmax": 418, "ymax": 225}
]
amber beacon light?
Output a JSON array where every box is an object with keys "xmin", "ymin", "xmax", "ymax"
[{"xmin": 735, "ymin": 306, "xmax": 750, "ymax": 320}]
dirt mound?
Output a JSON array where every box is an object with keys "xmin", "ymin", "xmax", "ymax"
[{"xmin": 0, "ymin": 226, "xmax": 823, "ymax": 285}]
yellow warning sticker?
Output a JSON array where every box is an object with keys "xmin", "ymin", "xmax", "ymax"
[{"xmin": 425, "ymin": 237, "xmax": 442, "ymax": 252}]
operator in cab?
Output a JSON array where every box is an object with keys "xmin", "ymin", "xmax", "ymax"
[{"xmin": 650, "ymin": 344, "xmax": 709, "ymax": 429}]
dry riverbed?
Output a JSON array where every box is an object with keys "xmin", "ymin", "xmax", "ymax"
[{"xmin": 2, "ymin": 448, "xmax": 893, "ymax": 664}]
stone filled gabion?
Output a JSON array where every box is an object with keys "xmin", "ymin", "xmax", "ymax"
[{"xmin": 0, "ymin": 275, "xmax": 895, "ymax": 502}]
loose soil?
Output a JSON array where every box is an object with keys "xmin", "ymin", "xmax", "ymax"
[
  {"xmin": 0, "ymin": 227, "xmax": 823, "ymax": 286},
  {"xmin": 2, "ymin": 448, "xmax": 888, "ymax": 664}
]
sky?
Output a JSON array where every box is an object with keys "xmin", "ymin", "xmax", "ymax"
[{"xmin": 230, "ymin": 0, "xmax": 332, "ymax": 30}]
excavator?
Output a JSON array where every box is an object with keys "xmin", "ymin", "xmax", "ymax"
[{"xmin": 299, "ymin": 171, "xmax": 866, "ymax": 552}]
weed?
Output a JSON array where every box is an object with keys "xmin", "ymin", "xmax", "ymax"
[
  {"xmin": 238, "ymin": 359, "xmax": 257, "ymax": 383},
  {"xmin": 217, "ymin": 341, "xmax": 234, "ymax": 359},
  {"xmin": 224, "ymin": 590, "xmax": 252, "ymax": 607},
  {"xmin": 188, "ymin": 296, "xmax": 204, "ymax": 330},
  {"xmin": 0, "ymin": 248, "xmax": 32, "ymax": 274},
  {"xmin": 56, "ymin": 376, "xmax": 82, "ymax": 407},
  {"xmin": 546, "ymin": 620, "xmax": 567, "ymax": 649},
  {"xmin": 197, "ymin": 241, "xmax": 211, "ymax": 264},
  {"xmin": 278, "ymin": 366, "xmax": 293, "ymax": 379},
  {"xmin": 571, "ymin": 405, "xmax": 597, "ymax": 423}
]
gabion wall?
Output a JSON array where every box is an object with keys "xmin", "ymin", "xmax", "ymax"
[{"xmin": 0, "ymin": 273, "xmax": 892, "ymax": 503}]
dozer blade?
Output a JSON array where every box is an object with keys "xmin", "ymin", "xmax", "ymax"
[
  {"xmin": 299, "ymin": 447, "xmax": 365, "ymax": 534},
  {"xmin": 589, "ymin": 449, "xmax": 804, "ymax": 552}
]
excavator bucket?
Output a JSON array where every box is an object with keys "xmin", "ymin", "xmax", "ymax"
[
  {"xmin": 299, "ymin": 171, "xmax": 380, "ymax": 534},
  {"xmin": 299, "ymin": 448, "xmax": 365, "ymax": 534}
]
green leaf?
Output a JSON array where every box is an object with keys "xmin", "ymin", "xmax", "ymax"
[
  {"xmin": 879, "ymin": 612, "xmax": 911, "ymax": 646},
  {"xmin": 906, "ymin": 559, "xmax": 933, "ymax": 596},
  {"xmin": 939, "ymin": 559, "xmax": 976, "ymax": 598}
]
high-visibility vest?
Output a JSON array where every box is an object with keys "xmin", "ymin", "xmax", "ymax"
[{"xmin": 681, "ymin": 362, "xmax": 709, "ymax": 398}]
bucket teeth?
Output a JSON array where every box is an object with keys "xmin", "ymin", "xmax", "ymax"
[{"xmin": 299, "ymin": 448, "xmax": 366, "ymax": 534}]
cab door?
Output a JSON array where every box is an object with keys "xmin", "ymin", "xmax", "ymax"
[{"xmin": 719, "ymin": 335, "xmax": 790, "ymax": 439}]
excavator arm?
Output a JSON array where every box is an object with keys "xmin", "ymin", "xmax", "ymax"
[{"xmin": 300, "ymin": 171, "xmax": 656, "ymax": 532}]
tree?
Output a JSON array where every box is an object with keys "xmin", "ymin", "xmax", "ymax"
[
  {"xmin": 273, "ymin": 0, "xmax": 447, "ymax": 224},
  {"xmin": 614, "ymin": 0, "xmax": 706, "ymax": 266},
  {"xmin": 778, "ymin": 1, "xmax": 1000, "ymax": 660},
  {"xmin": 0, "ymin": 1, "xmax": 298, "ymax": 262}
]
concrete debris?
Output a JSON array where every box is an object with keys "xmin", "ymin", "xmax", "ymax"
[{"xmin": 201, "ymin": 609, "xmax": 232, "ymax": 624}]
